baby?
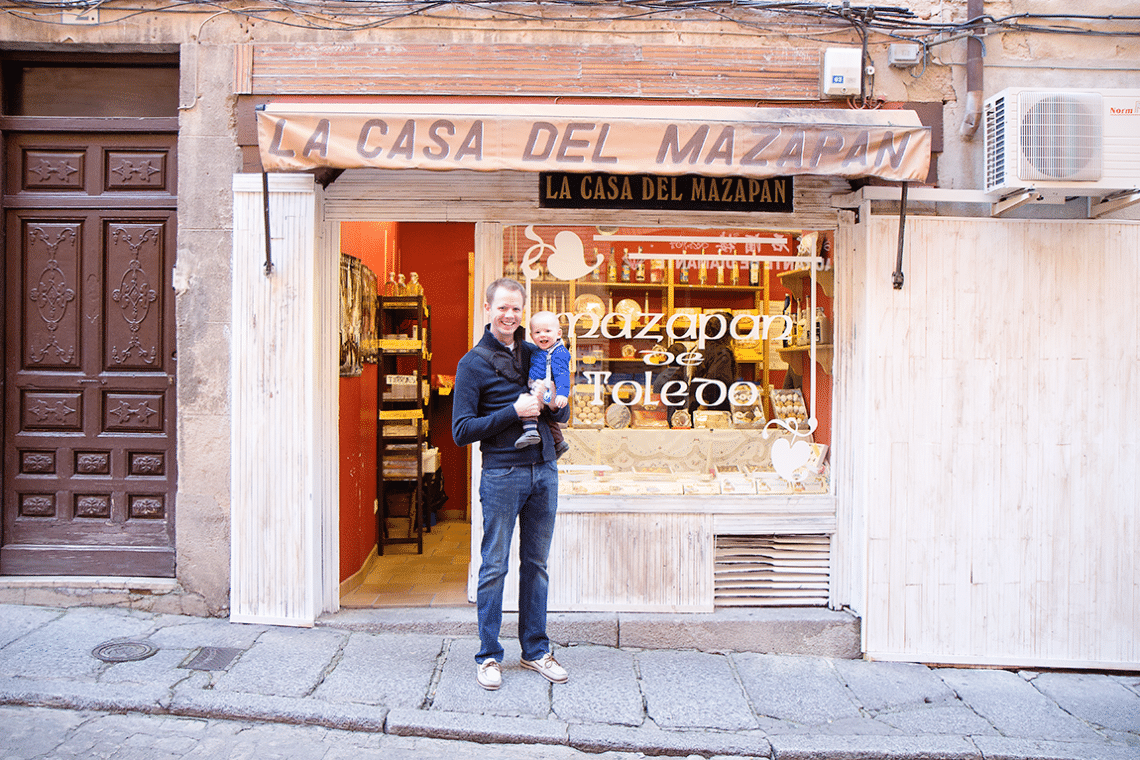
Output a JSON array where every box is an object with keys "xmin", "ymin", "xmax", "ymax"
[{"xmin": 515, "ymin": 310, "xmax": 571, "ymax": 458}]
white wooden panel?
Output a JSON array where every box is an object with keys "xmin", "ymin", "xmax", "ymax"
[
  {"xmin": 548, "ymin": 512, "xmax": 714, "ymax": 612},
  {"xmin": 848, "ymin": 215, "xmax": 1140, "ymax": 670},
  {"xmin": 476, "ymin": 511, "xmax": 714, "ymax": 613},
  {"xmin": 466, "ymin": 222, "xmax": 503, "ymax": 604},
  {"xmin": 322, "ymin": 169, "xmax": 848, "ymax": 229},
  {"xmin": 230, "ymin": 174, "xmax": 338, "ymax": 626},
  {"xmin": 317, "ymin": 212, "xmax": 341, "ymax": 614},
  {"xmin": 831, "ymin": 208, "xmax": 863, "ymax": 613}
]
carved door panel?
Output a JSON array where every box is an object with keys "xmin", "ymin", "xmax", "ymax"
[{"xmin": 2, "ymin": 131, "xmax": 177, "ymax": 576}]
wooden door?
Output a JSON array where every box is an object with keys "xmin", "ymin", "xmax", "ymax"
[{"xmin": 2, "ymin": 129, "xmax": 177, "ymax": 576}]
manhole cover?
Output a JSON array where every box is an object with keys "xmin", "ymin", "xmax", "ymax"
[
  {"xmin": 91, "ymin": 640, "xmax": 159, "ymax": 663},
  {"xmin": 181, "ymin": 646, "xmax": 243, "ymax": 671}
]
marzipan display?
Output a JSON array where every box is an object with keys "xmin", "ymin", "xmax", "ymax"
[{"xmin": 504, "ymin": 225, "xmax": 834, "ymax": 495}]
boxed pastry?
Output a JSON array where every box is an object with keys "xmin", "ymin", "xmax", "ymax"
[
  {"xmin": 383, "ymin": 446, "xmax": 439, "ymax": 478},
  {"xmin": 729, "ymin": 383, "xmax": 766, "ymax": 428},
  {"xmin": 383, "ymin": 373, "xmax": 419, "ymax": 400},
  {"xmin": 630, "ymin": 403, "xmax": 668, "ymax": 428},
  {"xmin": 770, "ymin": 388, "xmax": 809, "ymax": 426},
  {"xmin": 633, "ymin": 465, "xmax": 675, "ymax": 480},
  {"xmin": 797, "ymin": 444, "xmax": 829, "ymax": 476},
  {"xmin": 719, "ymin": 477, "xmax": 757, "ymax": 495},
  {"xmin": 381, "ymin": 418, "xmax": 420, "ymax": 437},
  {"xmin": 715, "ymin": 463, "xmax": 756, "ymax": 494},
  {"xmin": 561, "ymin": 479, "xmax": 613, "ymax": 495},
  {"xmin": 693, "ymin": 410, "xmax": 732, "ymax": 429},
  {"xmin": 558, "ymin": 465, "xmax": 612, "ymax": 482},
  {"xmin": 682, "ymin": 478, "xmax": 720, "ymax": 495},
  {"xmin": 571, "ymin": 385, "xmax": 605, "ymax": 428},
  {"xmin": 752, "ymin": 471, "xmax": 795, "ymax": 494},
  {"xmin": 606, "ymin": 479, "xmax": 685, "ymax": 496},
  {"xmin": 731, "ymin": 308, "xmax": 758, "ymax": 332},
  {"xmin": 670, "ymin": 307, "xmax": 701, "ymax": 330}
]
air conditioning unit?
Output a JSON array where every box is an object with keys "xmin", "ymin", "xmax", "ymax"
[{"xmin": 984, "ymin": 88, "xmax": 1140, "ymax": 198}]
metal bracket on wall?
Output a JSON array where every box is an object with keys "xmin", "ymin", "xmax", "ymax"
[
  {"xmin": 990, "ymin": 188, "xmax": 1039, "ymax": 217},
  {"xmin": 892, "ymin": 182, "xmax": 908, "ymax": 290},
  {"xmin": 261, "ymin": 170, "xmax": 274, "ymax": 276},
  {"xmin": 1089, "ymin": 191, "xmax": 1140, "ymax": 219}
]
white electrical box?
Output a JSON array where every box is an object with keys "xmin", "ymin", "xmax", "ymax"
[{"xmin": 821, "ymin": 47, "xmax": 862, "ymax": 98}]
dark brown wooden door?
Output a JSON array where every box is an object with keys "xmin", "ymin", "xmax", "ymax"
[{"xmin": 2, "ymin": 128, "xmax": 177, "ymax": 576}]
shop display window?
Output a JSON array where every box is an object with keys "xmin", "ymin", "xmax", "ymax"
[{"xmin": 503, "ymin": 225, "xmax": 833, "ymax": 496}]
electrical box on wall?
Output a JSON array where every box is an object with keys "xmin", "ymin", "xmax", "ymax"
[
  {"xmin": 821, "ymin": 48, "xmax": 862, "ymax": 98},
  {"xmin": 888, "ymin": 43, "xmax": 923, "ymax": 68}
]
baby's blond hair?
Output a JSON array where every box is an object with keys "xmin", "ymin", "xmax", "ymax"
[{"xmin": 529, "ymin": 310, "xmax": 560, "ymax": 331}]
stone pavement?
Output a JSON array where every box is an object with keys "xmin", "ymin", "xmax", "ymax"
[{"xmin": 1, "ymin": 603, "xmax": 1138, "ymax": 760}]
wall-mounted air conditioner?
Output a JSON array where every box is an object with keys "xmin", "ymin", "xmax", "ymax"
[{"xmin": 984, "ymin": 88, "xmax": 1140, "ymax": 197}]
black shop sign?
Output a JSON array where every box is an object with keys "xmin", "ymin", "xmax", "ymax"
[{"xmin": 539, "ymin": 172, "xmax": 793, "ymax": 213}]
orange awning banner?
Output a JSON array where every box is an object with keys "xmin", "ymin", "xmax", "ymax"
[{"xmin": 257, "ymin": 103, "xmax": 931, "ymax": 182}]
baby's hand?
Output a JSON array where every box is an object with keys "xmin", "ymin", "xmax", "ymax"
[{"xmin": 554, "ymin": 395, "xmax": 568, "ymax": 409}]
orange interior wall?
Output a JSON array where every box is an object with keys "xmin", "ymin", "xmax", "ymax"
[
  {"xmin": 397, "ymin": 222, "xmax": 475, "ymax": 525},
  {"xmin": 338, "ymin": 221, "xmax": 397, "ymax": 583}
]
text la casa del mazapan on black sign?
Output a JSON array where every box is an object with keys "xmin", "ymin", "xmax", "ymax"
[{"xmin": 538, "ymin": 171, "xmax": 794, "ymax": 213}]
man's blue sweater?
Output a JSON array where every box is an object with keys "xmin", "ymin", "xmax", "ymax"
[{"xmin": 452, "ymin": 325, "xmax": 571, "ymax": 468}]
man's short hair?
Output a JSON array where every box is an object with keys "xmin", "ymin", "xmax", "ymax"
[{"xmin": 484, "ymin": 277, "xmax": 526, "ymax": 307}]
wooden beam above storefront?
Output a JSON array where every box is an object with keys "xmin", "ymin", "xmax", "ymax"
[{"xmin": 234, "ymin": 42, "xmax": 822, "ymax": 101}]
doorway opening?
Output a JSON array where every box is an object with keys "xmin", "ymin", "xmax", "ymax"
[{"xmin": 335, "ymin": 221, "xmax": 475, "ymax": 608}]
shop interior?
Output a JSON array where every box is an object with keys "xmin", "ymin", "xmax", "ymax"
[
  {"xmin": 336, "ymin": 222, "xmax": 833, "ymax": 609},
  {"xmin": 337, "ymin": 221, "xmax": 475, "ymax": 608}
]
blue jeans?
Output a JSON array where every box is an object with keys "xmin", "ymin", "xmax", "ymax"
[{"xmin": 476, "ymin": 461, "xmax": 558, "ymax": 664}]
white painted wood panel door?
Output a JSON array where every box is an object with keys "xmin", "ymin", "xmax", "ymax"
[{"xmin": 848, "ymin": 215, "xmax": 1139, "ymax": 669}]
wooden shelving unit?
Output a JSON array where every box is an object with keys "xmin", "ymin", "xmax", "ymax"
[
  {"xmin": 375, "ymin": 296, "xmax": 432, "ymax": 555},
  {"xmin": 775, "ymin": 267, "xmax": 833, "ymax": 375}
]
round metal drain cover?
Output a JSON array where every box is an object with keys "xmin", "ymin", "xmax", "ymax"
[{"xmin": 91, "ymin": 640, "xmax": 158, "ymax": 663}]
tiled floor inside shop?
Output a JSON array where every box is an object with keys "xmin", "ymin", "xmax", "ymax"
[{"xmin": 340, "ymin": 519, "xmax": 472, "ymax": 608}]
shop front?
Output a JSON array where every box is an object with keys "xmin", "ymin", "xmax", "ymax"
[
  {"xmin": 230, "ymin": 101, "xmax": 930, "ymax": 625},
  {"xmin": 3, "ymin": 5, "xmax": 1137, "ymax": 673}
]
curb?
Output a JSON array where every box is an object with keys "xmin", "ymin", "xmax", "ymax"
[
  {"xmin": 2, "ymin": 679, "xmax": 1134, "ymax": 760},
  {"xmin": 0, "ymin": 677, "xmax": 170, "ymax": 716},
  {"xmin": 769, "ymin": 734, "xmax": 981, "ymax": 760},
  {"xmin": 0, "ymin": 679, "xmax": 388, "ymax": 735},
  {"xmin": 969, "ymin": 736, "xmax": 1140, "ymax": 760},
  {"xmin": 169, "ymin": 690, "xmax": 388, "ymax": 733},
  {"xmin": 568, "ymin": 722, "xmax": 773, "ymax": 757},
  {"xmin": 386, "ymin": 708, "xmax": 568, "ymax": 746}
]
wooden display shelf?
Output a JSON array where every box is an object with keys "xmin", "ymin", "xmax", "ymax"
[
  {"xmin": 777, "ymin": 343, "xmax": 833, "ymax": 375},
  {"xmin": 776, "ymin": 266, "xmax": 833, "ymax": 298},
  {"xmin": 375, "ymin": 338, "xmax": 423, "ymax": 353}
]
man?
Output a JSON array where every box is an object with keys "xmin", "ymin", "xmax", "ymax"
[{"xmin": 452, "ymin": 278, "xmax": 570, "ymax": 691}]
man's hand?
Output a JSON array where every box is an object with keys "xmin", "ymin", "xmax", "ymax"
[{"xmin": 514, "ymin": 393, "xmax": 540, "ymax": 418}]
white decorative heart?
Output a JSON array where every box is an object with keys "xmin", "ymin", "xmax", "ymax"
[{"xmin": 771, "ymin": 438, "xmax": 813, "ymax": 482}]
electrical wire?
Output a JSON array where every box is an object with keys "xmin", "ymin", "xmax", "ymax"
[
  {"xmin": 4, "ymin": 0, "xmax": 1140, "ymax": 40},
  {"xmin": 3, "ymin": 0, "xmax": 1138, "ymax": 87}
]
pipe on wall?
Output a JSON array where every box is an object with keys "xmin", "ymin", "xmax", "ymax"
[{"xmin": 959, "ymin": 0, "xmax": 984, "ymax": 139}]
